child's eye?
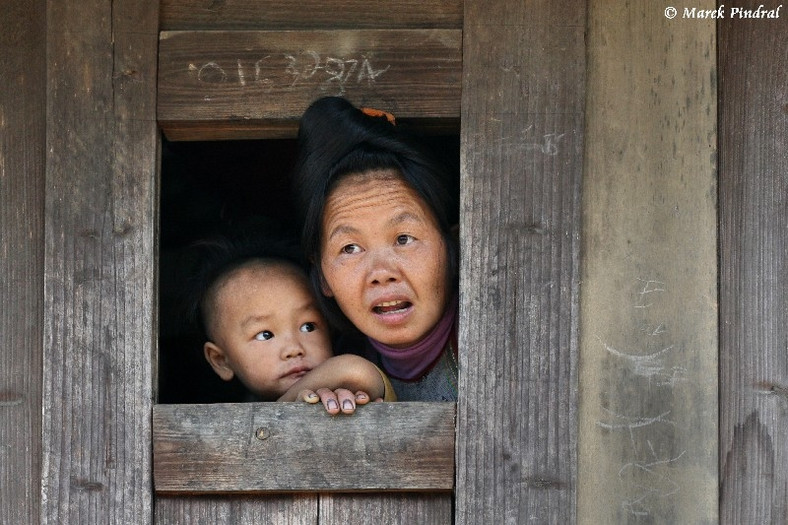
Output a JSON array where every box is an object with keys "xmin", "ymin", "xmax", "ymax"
[
  {"xmin": 341, "ymin": 243, "xmax": 361, "ymax": 254},
  {"xmin": 299, "ymin": 322, "xmax": 317, "ymax": 333},
  {"xmin": 396, "ymin": 234, "xmax": 414, "ymax": 245},
  {"xmin": 254, "ymin": 330, "xmax": 274, "ymax": 341}
]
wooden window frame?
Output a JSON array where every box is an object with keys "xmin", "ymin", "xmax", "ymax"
[{"xmin": 152, "ymin": 0, "xmax": 463, "ymax": 496}]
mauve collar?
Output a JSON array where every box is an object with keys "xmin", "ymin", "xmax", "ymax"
[{"xmin": 369, "ymin": 296, "xmax": 457, "ymax": 380}]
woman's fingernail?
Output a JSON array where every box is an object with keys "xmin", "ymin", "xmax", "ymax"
[
  {"xmin": 343, "ymin": 400, "xmax": 354, "ymax": 411},
  {"xmin": 356, "ymin": 393, "xmax": 368, "ymax": 400},
  {"xmin": 306, "ymin": 393, "xmax": 318, "ymax": 401},
  {"xmin": 327, "ymin": 400, "xmax": 338, "ymax": 411}
]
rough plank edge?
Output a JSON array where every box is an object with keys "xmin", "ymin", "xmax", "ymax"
[
  {"xmin": 159, "ymin": 118, "xmax": 460, "ymax": 141},
  {"xmin": 159, "ymin": 0, "xmax": 463, "ymax": 31}
]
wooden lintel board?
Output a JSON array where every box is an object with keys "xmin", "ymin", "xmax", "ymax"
[
  {"xmin": 158, "ymin": 29, "xmax": 462, "ymax": 141},
  {"xmin": 160, "ymin": 0, "xmax": 463, "ymax": 31},
  {"xmin": 153, "ymin": 402, "xmax": 455, "ymax": 493}
]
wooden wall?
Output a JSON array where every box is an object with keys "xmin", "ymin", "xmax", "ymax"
[
  {"xmin": 719, "ymin": 5, "xmax": 788, "ymax": 522},
  {"xmin": 40, "ymin": 0, "xmax": 159, "ymax": 522},
  {"xmin": 458, "ymin": 0, "xmax": 584, "ymax": 522},
  {"xmin": 1, "ymin": 0, "xmax": 786, "ymax": 523},
  {"xmin": 1, "ymin": 0, "xmax": 46, "ymax": 523},
  {"xmin": 579, "ymin": 3, "xmax": 718, "ymax": 522}
]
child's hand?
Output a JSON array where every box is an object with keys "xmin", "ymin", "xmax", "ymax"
[{"xmin": 298, "ymin": 387, "xmax": 378, "ymax": 415}]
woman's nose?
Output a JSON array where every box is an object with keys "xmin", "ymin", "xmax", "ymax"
[{"xmin": 367, "ymin": 248, "xmax": 400, "ymax": 285}]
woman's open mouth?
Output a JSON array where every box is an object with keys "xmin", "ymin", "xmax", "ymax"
[{"xmin": 373, "ymin": 300, "xmax": 412, "ymax": 315}]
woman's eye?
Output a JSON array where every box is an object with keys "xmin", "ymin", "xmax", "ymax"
[
  {"xmin": 396, "ymin": 234, "xmax": 414, "ymax": 245},
  {"xmin": 341, "ymin": 243, "xmax": 361, "ymax": 254},
  {"xmin": 254, "ymin": 330, "xmax": 274, "ymax": 341},
  {"xmin": 300, "ymin": 322, "xmax": 317, "ymax": 333}
]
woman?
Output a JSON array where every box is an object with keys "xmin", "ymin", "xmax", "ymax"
[{"xmin": 292, "ymin": 96, "xmax": 459, "ymax": 403}]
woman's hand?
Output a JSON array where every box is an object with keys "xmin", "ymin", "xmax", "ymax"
[
  {"xmin": 277, "ymin": 354, "xmax": 389, "ymax": 414},
  {"xmin": 298, "ymin": 387, "xmax": 377, "ymax": 415}
]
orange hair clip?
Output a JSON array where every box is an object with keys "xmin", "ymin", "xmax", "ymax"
[{"xmin": 361, "ymin": 107, "xmax": 396, "ymax": 125}]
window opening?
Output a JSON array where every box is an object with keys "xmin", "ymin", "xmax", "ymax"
[{"xmin": 158, "ymin": 134, "xmax": 460, "ymax": 404}]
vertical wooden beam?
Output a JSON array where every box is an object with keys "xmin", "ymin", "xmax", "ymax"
[
  {"xmin": 578, "ymin": 3, "xmax": 718, "ymax": 523},
  {"xmin": 0, "ymin": 1, "xmax": 45, "ymax": 523},
  {"xmin": 457, "ymin": 1, "xmax": 585, "ymax": 523},
  {"xmin": 42, "ymin": 0, "xmax": 159, "ymax": 522},
  {"xmin": 719, "ymin": 6, "xmax": 788, "ymax": 523}
]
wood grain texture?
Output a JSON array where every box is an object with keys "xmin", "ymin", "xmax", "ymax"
[
  {"xmin": 160, "ymin": 0, "xmax": 462, "ymax": 31},
  {"xmin": 0, "ymin": 1, "xmax": 45, "ymax": 523},
  {"xmin": 320, "ymin": 493, "xmax": 452, "ymax": 525},
  {"xmin": 157, "ymin": 29, "xmax": 461, "ymax": 140},
  {"xmin": 41, "ymin": 1, "xmax": 159, "ymax": 523},
  {"xmin": 719, "ymin": 7, "xmax": 788, "ymax": 523},
  {"xmin": 456, "ymin": 1, "xmax": 584, "ymax": 523},
  {"xmin": 578, "ymin": 3, "xmax": 718, "ymax": 523},
  {"xmin": 155, "ymin": 494, "xmax": 317, "ymax": 524},
  {"xmin": 154, "ymin": 402, "xmax": 455, "ymax": 493}
]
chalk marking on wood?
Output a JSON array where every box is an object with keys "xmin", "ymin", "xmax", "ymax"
[
  {"xmin": 481, "ymin": 126, "xmax": 566, "ymax": 156},
  {"xmin": 602, "ymin": 340, "xmax": 687, "ymax": 386},
  {"xmin": 253, "ymin": 57, "xmax": 275, "ymax": 92},
  {"xmin": 237, "ymin": 59, "xmax": 246, "ymax": 86},
  {"xmin": 597, "ymin": 407, "xmax": 676, "ymax": 449},
  {"xmin": 186, "ymin": 52, "xmax": 390, "ymax": 96},
  {"xmin": 639, "ymin": 322, "xmax": 667, "ymax": 336},
  {"xmin": 596, "ymin": 408, "xmax": 675, "ymax": 431},
  {"xmin": 618, "ymin": 449, "xmax": 687, "ymax": 517},
  {"xmin": 632, "ymin": 278, "xmax": 666, "ymax": 309}
]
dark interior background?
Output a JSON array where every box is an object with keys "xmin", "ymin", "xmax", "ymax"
[{"xmin": 158, "ymin": 134, "xmax": 459, "ymax": 403}]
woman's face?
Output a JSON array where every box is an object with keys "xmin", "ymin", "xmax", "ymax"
[{"xmin": 319, "ymin": 170, "xmax": 451, "ymax": 348}]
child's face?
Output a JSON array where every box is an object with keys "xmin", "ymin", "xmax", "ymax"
[
  {"xmin": 319, "ymin": 171, "xmax": 451, "ymax": 348},
  {"xmin": 204, "ymin": 263, "xmax": 333, "ymax": 399}
]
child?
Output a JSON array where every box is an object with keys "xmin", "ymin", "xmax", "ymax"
[
  {"xmin": 186, "ymin": 230, "xmax": 396, "ymax": 413},
  {"xmin": 292, "ymin": 97, "xmax": 459, "ymax": 402}
]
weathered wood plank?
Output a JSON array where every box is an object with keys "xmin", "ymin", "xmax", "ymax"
[
  {"xmin": 719, "ymin": 7, "xmax": 788, "ymax": 523},
  {"xmin": 456, "ymin": 1, "xmax": 584, "ymax": 523},
  {"xmin": 157, "ymin": 29, "xmax": 461, "ymax": 140},
  {"xmin": 154, "ymin": 402, "xmax": 455, "ymax": 493},
  {"xmin": 578, "ymin": 3, "xmax": 718, "ymax": 523},
  {"xmin": 155, "ymin": 494, "xmax": 317, "ymax": 524},
  {"xmin": 160, "ymin": 0, "xmax": 462, "ymax": 31},
  {"xmin": 321, "ymin": 494, "xmax": 452, "ymax": 525},
  {"xmin": 0, "ymin": 1, "xmax": 45, "ymax": 524},
  {"xmin": 41, "ymin": 1, "xmax": 159, "ymax": 523}
]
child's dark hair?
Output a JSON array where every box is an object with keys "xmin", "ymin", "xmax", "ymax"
[
  {"xmin": 292, "ymin": 96, "xmax": 458, "ymax": 332},
  {"xmin": 180, "ymin": 221, "xmax": 305, "ymax": 341}
]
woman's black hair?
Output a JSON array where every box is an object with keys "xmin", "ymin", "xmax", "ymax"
[{"xmin": 292, "ymin": 96, "xmax": 458, "ymax": 332}]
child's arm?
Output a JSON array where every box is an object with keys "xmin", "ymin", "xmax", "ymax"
[{"xmin": 277, "ymin": 354, "xmax": 396, "ymax": 414}]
